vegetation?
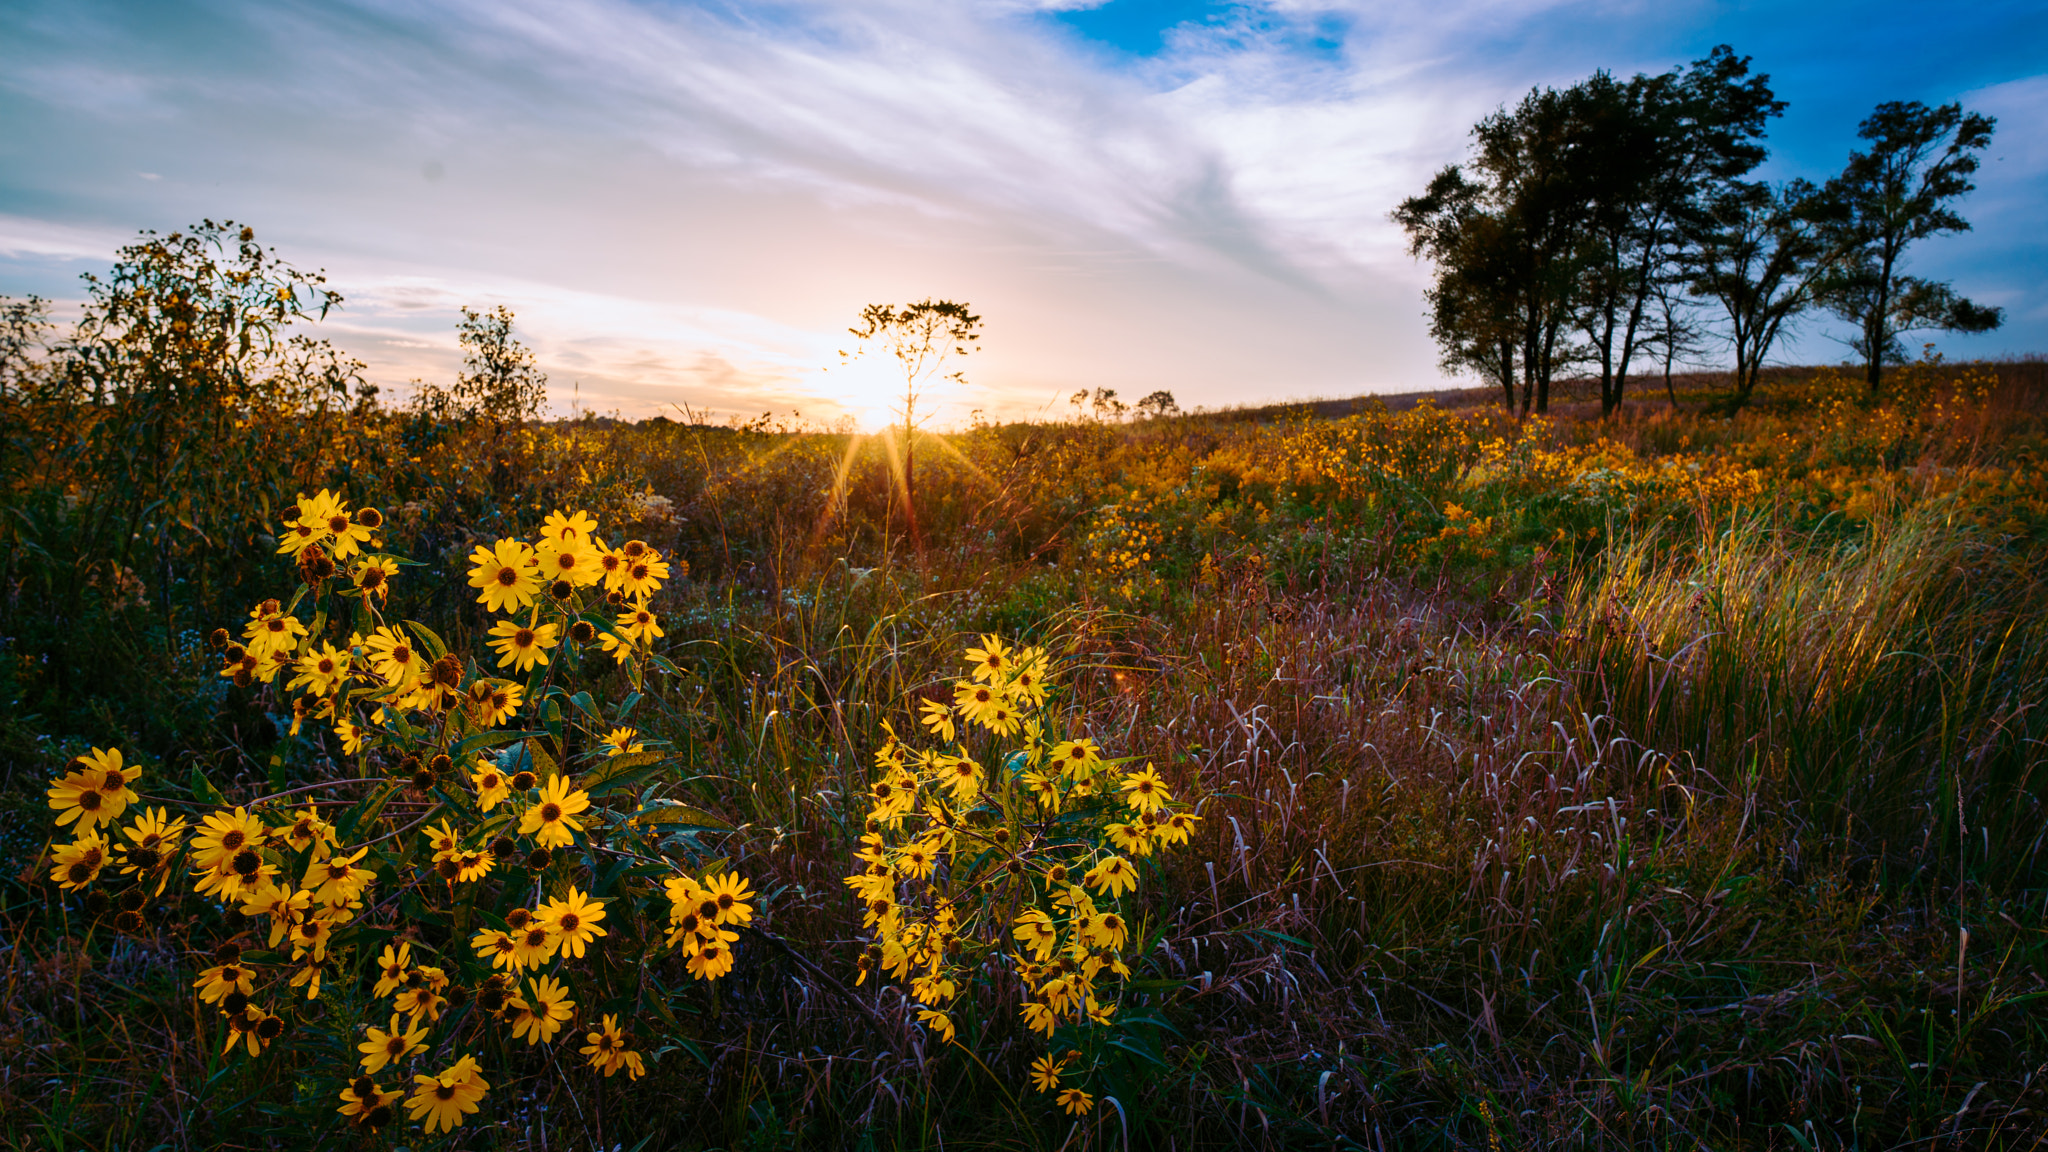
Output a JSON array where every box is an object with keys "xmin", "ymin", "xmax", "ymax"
[
  {"xmin": 2, "ymin": 223, "xmax": 2046, "ymax": 1150},
  {"xmin": 1397, "ymin": 48, "xmax": 2003, "ymax": 417}
]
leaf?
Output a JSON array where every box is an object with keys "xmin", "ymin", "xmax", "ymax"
[
  {"xmin": 188, "ymin": 766, "xmax": 226, "ymax": 806},
  {"xmin": 526, "ymin": 739, "xmax": 561, "ymax": 778},
  {"xmin": 631, "ymin": 802, "xmax": 732, "ymax": 830},
  {"xmin": 404, "ymin": 620, "xmax": 450, "ymax": 661},
  {"xmin": 579, "ymin": 749, "xmax": 664, "ymax": 791},
  {"xmin": 455, "ymin": 728, "xmax": 531, "ymax": 760}
]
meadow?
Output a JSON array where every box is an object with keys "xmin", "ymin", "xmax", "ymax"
[{"xmin": 3, "ymin": 253, "xmax": 2047, "ymax": 1149}]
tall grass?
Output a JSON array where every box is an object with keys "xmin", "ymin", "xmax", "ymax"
[{"xmin": 1568, "ymin": 500, "xmax": 2048, "ymax": 886}]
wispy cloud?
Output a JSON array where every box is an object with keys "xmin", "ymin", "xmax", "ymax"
[{"xmin": 0, "ymin": 0, "xmax": 2040, "ymax": 423}]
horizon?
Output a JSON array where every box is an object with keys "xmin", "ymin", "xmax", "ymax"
[{"xmin": 2, "ymin": 0, "xmax": 2043, "ymax": 430}]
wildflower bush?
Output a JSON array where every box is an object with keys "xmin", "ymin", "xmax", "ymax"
[
  {"xmin": 37, "ymin": 493, "xmax": 757, "ymax": 1140},
  {"xmin": 847, "ymin": 637, "xmax": 1198, "ymax": 1115}
]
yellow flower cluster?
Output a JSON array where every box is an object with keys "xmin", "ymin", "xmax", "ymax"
[
  {"xmin": 44, "ymin": 498, "xmax": 748, "ymax": 1136},
  {"xmin": 845, "ymin": 635, "xmax": 1199, "ymax": 1111}
]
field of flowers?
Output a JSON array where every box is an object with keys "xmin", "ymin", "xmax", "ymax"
[{"xmin": 2, "ymin": 237, "xmax": 2046, "ymax": 1149}]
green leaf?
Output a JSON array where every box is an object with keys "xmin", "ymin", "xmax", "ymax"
[
  {"xmin": 579, "ymin": 749, "xmax": 664, "ymax": 790},
  {"xmin": 188, "ymin": 766, "xmax": 226, "ymax": 806},
  {"xmin": 404, "ymin": 620, "xmax": 450, "ymax": 661},
  {"xmin": 456, "ymin": 728, "xmax": 532, "ymax": 760},
  {"xmin": 631, "ymin": 802, "xmax": 732, "ymax": 830}
]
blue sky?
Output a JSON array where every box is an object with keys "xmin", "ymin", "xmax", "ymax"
[{"xmin": 1, "ymin": 0, "xmax": 2042, "ymax": 424}]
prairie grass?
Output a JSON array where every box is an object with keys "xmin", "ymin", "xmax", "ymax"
[{"xmin": 3, "ymin": 346, "xmax": 2046, "ymax": 1149}]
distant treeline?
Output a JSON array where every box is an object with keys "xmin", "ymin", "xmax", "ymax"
[{"xmin": 1396, "ymin": 46, "xmax": 2006, "ymax": 417}]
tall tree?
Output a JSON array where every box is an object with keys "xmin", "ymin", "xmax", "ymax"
[
  {"xmin": 1687, "ymin": 179, "xmax": 1829, "ymax": 413},
  {"xmin": 1571, "ymin": 47, "xmax": 1782, "ymax": 417},
  {"xmin": 1397, "ymin": 86, "xmax": 1589, "ymax": 416},
  {"xmin": 1397, "ymin": 46, "xmax": 1779, "ymax": 416},
  {"xmin": 842, "ymin": 299, "xmax": 980, "ymax": 547},
  {"xmin": 1813, "ymin": 101, "xmax": 2002, "ymax": 393}
]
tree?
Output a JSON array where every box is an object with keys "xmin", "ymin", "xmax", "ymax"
[
  {"xmin": 1687, "ymin": 179, "xmax": 1829, "ymax": 412},
  {"xmin": 1134, "ymin": 390, "xmax": 1180, "ymax": 418},
  {"xmin": 842, "ymin": 299, "xmax": 981, "ymax": 546},
  {"xmin": 1642, "ymin": 274, "xmax": 1712, "ymax": 406},
  {"xmin": 1398, "ymin": 46, "xmax": 1782, "ymax": 417},
  {"xmin": 1813, "ymin": 100, "xmax": 2002, "ymax": 394},
  {"xmin": 1569, "ymin": 48, "xmax": 1782, "ymax": 417},
  {"xmin": 452, "ymin": 304, "xmax": 547, "ymax": 427}
]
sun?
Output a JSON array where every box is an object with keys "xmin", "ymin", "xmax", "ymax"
[{"xmin": 819, "ymin": 356, "xmax": 907, "ymax": 433}]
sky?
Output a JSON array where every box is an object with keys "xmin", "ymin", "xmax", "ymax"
[{"xmin": 1, "ymin": 0, "xmax": 2043, "ymax": 427}]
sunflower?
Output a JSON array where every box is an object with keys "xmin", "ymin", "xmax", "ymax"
[
  {"xmin": 537, "ymin": 885, "xmax": 609, "ymax": 958},
  {"xmin": 194, "ymin": 961, "xmax": 257, "ymax": 1004},
  {"xmin": 508, "ymin": 921, "xmax": 560, "ymax": 970},
  {"xmin": 406, "ymin": 1059, "xmax": 487, "ymax": 1134},
  {"xmin": 510, "ymin": 975, "xmax": 574, "ymax": 1045},
  {"xmin": 337, "ymin": 1078, "xmax": 402, "ymax": 1129},
  {"xmin": 190, "ymin": 807, "xmax": 267, "ymax": 872},
  {"xmin": 615, "ymin": 548, "xmax": 670, "ymax": 599},
  {"xmin": 221, "ymin": 1004, "xmax": 280, "ymax": 1057},
  {"xmin": 361, "ymin": 626, "xmax": 419, "ymax": 684},
  {"xmin": 599, "ymin": 726, "xmax": 643, "ymax": 757},
  {"xmin": 307, "ymin": 846, "xmax": 374, "ymax": 907},
  {"xmin": 918, "ymin": 698, "xmax": 957, "ymax": 741},
  {"xmin": 352, "ymin": 556, "xmax": 398, "ymax": 604},
  {"xmin": 50, "ymin": 832, "xmax": 109, "ymax": 891},
  {"xmin": 917, "ymin": 1008, "xmax": 957, "ymax": 1044},
  {"xmin": 1105, "ymin": 820, "xmax": 1154, "ymax": 857},
  {"xmin": 540, "ymin": 508, "xmax": 598, "ymax": 546},
  {"xmin": 272, "ymin": 806, "xmax": 337, "ymax": 859},
  {"xmin": 334, "ymin": 718, "xmax": 368, "ymax": 755},
  {"xmin": 580, "ymin": 1013, "xmax": 646, "ymax": 1079},
  {"xmin": 1011, "ymin": 909, "xmax": 1059, "ymax": 960},
  {"xmin": 615, "ymin": 604, "xmax": 663, "ymax": 644},
  {"xmin": 395, "ymin": 982, "xmax": 446, "ymax": 1025},
  {"xmin": 1057, "ymin": 1087, "xmax": 1095, "ymax": 1116},
  {"xmin": 518, "ymin": 774, "xmax": 590, "ymax": 850},
  {"xmin": 1117, "ymin": 765, "xmax": 1171, "ymax": 814},
  {"xmin": 357, "ymin": 1013, "xmax": 428, "ymax": 1073},
  {"xmin": 487, "ymin": 618, "xmax": 559, "ymax": 672},
  {"xmin": 700, "ymin": 871, "xmax": 756, "ymax": 926},
  {"xmin": 48, "ymin": 747, "xmax": 137, "ymax": 832},
  {"xmin": 372, "ymin": 942, "xmax": 412, "ymax": 998},
  {"xmin": 117, "ymin": 807, "xmax": 187, "ymax": 892},
  {"xmin": 288, "ymin": 916, "xmax": 333, "ymax": 962},
  {"xmin": 241, "ymin": 604, "xmax": 308, "ymax": 659},
  {"xmin": 1028, "ymin": 1053, "xmax": 1071, "ymax": 1093},
  {"xmin": 467, "ymin": 538, "xmax": 540, "ymax": 613},
  {"xmin": 1083, "ymin": 855, "xmax": 1138, "ymax": 898},
  {"xmin": 1156, "ymin": 809, "xmax": 1200, "ymax": 846},
  {"xmin": 471, "ymin": 927, "xmax": 520, "ymax": 969},
  {"xmin": 536, "ymin": 534, "xmax": 602, "ymax": 588},
  {"xmin": 1049, "ymin": 738, "xmax": 1103, "ymax": 779},
  {"xmin": 963, "ymin": 635, "xmax": 1014, "ymax": 683},
  {"xmin": 471, "ymin": 759, "xmax": 511, "ymax": 810},
  {"xmin": 286, "ymin": 642, "xmax": 351, "ymax": 698},
  {"xmin": 316, "ymin": 499, "xmax": 374, "ymax": 560},
  {"xmin": 684, "ymin": 930, "xmax": 738, "ymax": 981},
  {"xmin": 466, "ymin": 679, "xmax": 524, "ymax": 728}
]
